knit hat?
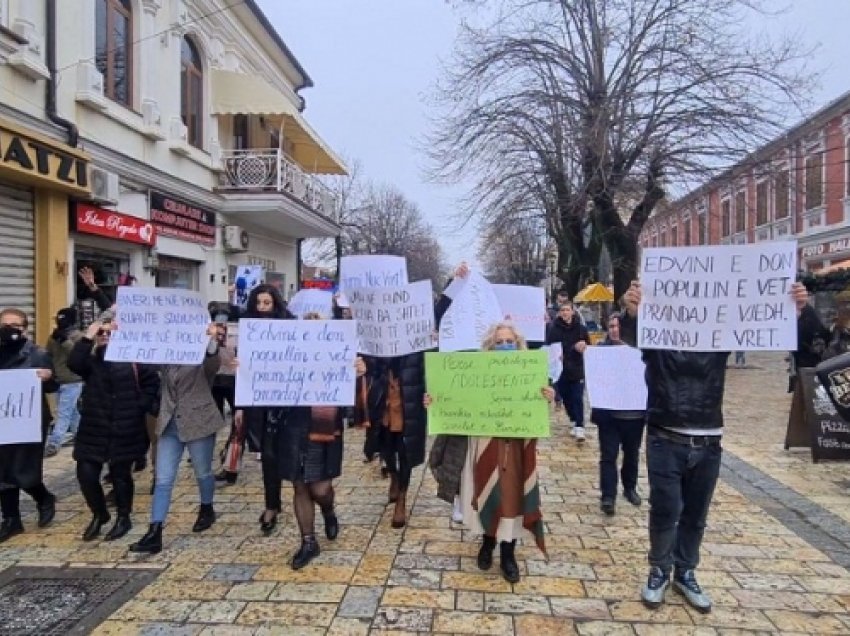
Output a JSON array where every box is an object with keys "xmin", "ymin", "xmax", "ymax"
[{"xmin": 56, "ymin": 306, "xmax": 78, "ymax": 324}]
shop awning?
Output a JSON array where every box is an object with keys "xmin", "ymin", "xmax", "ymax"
[{"xmin": 211, "ymin": 70, "xmax": 348, "ymax": 175}]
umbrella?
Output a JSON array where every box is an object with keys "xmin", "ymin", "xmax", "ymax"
[{"xmin": 574, "ymin": 282, "xmax": 614, "ymax": 303}]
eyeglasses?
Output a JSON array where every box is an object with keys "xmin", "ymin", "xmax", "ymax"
[
  {"xmin": 96, "ymin": 329, "xmax": 109, "ymax": 336},
  {"xmin": 495, "ymin": 339, "xmax": 516, "ymax": 345}
]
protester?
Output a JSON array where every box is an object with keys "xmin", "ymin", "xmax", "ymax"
[
  {"xmin": 428, "ymin": 435, "xmax": 468, "ymax": 524},
  {"xmin": 823, "ymin": 289, "xmax": 850, "ymax": 359},
  {"xmin": 77, "ymin": 266, "xmax": 114, "ymax": 314},
  {"xmin": 589, "ymin": 313, "xmax": 646, "ymax": 516},
  {"xmin": 44, "ymin": 307, "xmax": 84, "ymax": 457},
  {"xmin": 68, "ymin": 318, "xmax": 160, "ymax": 541},
  {"xmin": 546, "ymin": 301, "xmax": 590, "ymax": 441},
  {"xmin": 621, "ymin": 280, "xmax": 810, "ymax": 613},
  {"xmin": 0, "ymin": 308, "xmax": 58, "ymax": 543},
  {"xmin": 130, "ymin": 323, "xmax": 224, "ymax": 554},
  {"xmin": 211, "ymin": 319, "xmax": 239, "ymax": 485}
]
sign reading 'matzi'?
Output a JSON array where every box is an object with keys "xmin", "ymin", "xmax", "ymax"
[
  {"xmin": 149, "ymin": 191, "xmax": 216, "ymax": 246},
  {"xmin": 0, "ymin": 119, "xmax": 90, "ymax": 195}
]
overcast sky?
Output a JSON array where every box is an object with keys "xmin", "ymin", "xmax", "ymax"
[{"xmin": 259, "ymin": 1, "xmax": 850, "ymax": 267}]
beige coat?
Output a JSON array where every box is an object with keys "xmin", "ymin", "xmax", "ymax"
[{"xmin": 157, "ymin": 349, "xmax": 225, "ymax": 442}]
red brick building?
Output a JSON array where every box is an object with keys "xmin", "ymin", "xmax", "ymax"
[{"xmin": 641, "ymin": 91, "xmax": 850, "ymax": 273}]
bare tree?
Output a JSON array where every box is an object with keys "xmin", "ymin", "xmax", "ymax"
[
  {"xmin": 432, "ymin": 0, "xmax": 813, "ymax": 298},
  {"xmin": 478, "ymin": 211, "xmax": 549, "ymax": 286}
]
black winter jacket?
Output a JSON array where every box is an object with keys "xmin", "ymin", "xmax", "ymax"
[
  {"xmin": 795, "ymin": 304, "xmax": 830, "ymax": 368},
  {"xmin": 68, "ymin": 339, "xmax": 160, "ymax": 464},
  {"xmin": 546, "ymin": 316, "xmax": 590, "ymax": 383}
]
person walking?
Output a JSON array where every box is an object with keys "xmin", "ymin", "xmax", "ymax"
[
  {"xmin": 0, "ymin": 308, "xmax": 58, "ymax": 543},
  {"xmin": 68, "ymin": 318, "xmax": 160, "ymax": 541},
  {"xmin": 130, "ymin": 323, "xmax": 224, "ymax": 554},
  {"xmin": 546, "ymin": 301, "xmax": 590, "ymax": 441},
  {"xmin": 44, "ymin": 307, "xmax": 84, "ymax": 456},
  {"xmin": 212, "ymin": 319, "xmax": 240, "ymax": 485}
]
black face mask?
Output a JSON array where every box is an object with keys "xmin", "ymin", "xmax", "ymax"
[{"xmin": 0, "ymin": 325, "xmax": 25, "ymax": 347}]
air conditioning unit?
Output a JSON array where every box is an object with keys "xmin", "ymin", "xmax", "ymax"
[
  {"xmin": 223, "ymin": 225, "xmax": 249, "ymax": 252},
  {"xmin": 75, "ymin": 61, "xmax": 107, "ymax": 111},
  {"xmin": 89, "ymin": 167, "xmax": 120, "ymax": 205}
]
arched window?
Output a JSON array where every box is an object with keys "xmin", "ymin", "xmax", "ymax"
[
  {"xmin": 95, "ymin": 0, "xmax": 133, "ymax": 106},
  {"xmin": 181, "ymin": 37, "xmax": 203, "ymax": 149}
]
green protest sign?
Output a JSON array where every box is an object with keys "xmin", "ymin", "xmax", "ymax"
[{"xmin": 425, "ymin": 350, "xmax": 550, "ymax": 438}]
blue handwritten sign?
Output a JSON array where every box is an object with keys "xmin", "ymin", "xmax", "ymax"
[
  {"xmin": 105, "ymin": 287, "xmax": 209, "ymax": 364},
  {"xmin": 235, "ymin": 319, "xmax": 358, "ymax": 406}
]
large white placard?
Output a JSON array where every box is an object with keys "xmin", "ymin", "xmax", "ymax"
[
  {"xmin": 339, "ymin": 255, "xmax": 408, "ymax": 291},
  {"xmin": 235, "ymin": 319, "xmax": 358, "ymax": 406},
  {"xmin": 106, "ymin": 287, "xmax": 209, "ymax": 364},
  {"xmin": 638, "ymin": 242, "xmax": 797, "ymax": 351},
  {"xmin": 0, "ymin": 369, "xmax": 41, "ymax": 445},
  {"xmin": 585, "ymin": 346, "xmax": 648, "ymax": 410},
  {"xmin": 439, "ymin": 272, "xmax": 503, "ymax": 352},
  {"xmin": 288, "ymin": 289, "xmax": 334, "ymax": 319},
  {"xmin": 493, "ymin": 284, "xmax": 546, "ymax": 342},
  {"xmin": 348, "ymin": 280, "xmax": 435, "ymax": 357}
]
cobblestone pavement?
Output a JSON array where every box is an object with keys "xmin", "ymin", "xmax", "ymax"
[{"xmin": 2, "ymin": 352, "xmax": 850, "ymax": 634}]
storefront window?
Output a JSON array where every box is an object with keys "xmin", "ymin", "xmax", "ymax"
[{"xmin": 156, "ymin": 255, "xmax": 199, "ymax": 290}]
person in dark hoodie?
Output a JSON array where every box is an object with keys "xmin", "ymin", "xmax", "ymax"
[
  {"xmin": 45, "ymin": 306, "xmax": 84, "ymax": 456},
  {"xmin": 546, "ymin": 301, "xmax": 591, "ymax": 441}
]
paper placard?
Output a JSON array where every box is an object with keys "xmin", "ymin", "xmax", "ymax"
[
  {"xmin": 348, "ymin": 280, "xmax": 435, "ymax": 357},
  {"xmin": 106, "ymin": 287, "xmax": 209, "ymax": 365},
  {"xmin": 235, "ymin": 319, "xmax": 358, "ymax": 406},
  {"xmin": 339, "ymin": 255, "xmax": 408, "ymax": 291},
  {"xmin": 584, "ymin": 346, "xmax": 648, "ymax": 410},
  {"xmin": 638, "ymin": 242, "xmax": 797, "ymax": 351},
  {"xmin": 439, "ymin": 272, "xmax": 504, "ymax": 352},
  {"xmin": 541, "ymin": 344, "xmax": 563, "ymax": 382},
  {"xmin": 288, "ymin": 289, "xmax": 334, "ymax": 319},
  {"xmin": 425, "ymin": 351, "xmax": 550, "ymax": 438},
  {"xmin": 232, "ymin": 265, "xmax": 264, "ymax": 310},
  {"xmin": 0, "ymin": 369, "xmax": 41, "ymax": 445},
  {"xmin": 493, "ymin": 284, "xmax": 546, "ymax": 342}
]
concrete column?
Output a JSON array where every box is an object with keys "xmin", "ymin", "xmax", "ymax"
[{"xmin": 34, "ymin": 189, "xmax": 70, "ymax": 344}]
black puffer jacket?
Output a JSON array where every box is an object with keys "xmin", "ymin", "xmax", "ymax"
[
  {"xmin": 620, "ymin": 313, "xmax": 729, "ymax": 430},
  {"xmin": 68, "ymin": 339, "xmax": 160, "ymax": 464},
  {"xmin": 546, "ymin": 316, "xmax": 590, "ymax": 383}
]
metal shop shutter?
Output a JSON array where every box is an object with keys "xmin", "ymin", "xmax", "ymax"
[{"xmin": 0, "ymin": 181, "xmax": 35, "ymax": 324}]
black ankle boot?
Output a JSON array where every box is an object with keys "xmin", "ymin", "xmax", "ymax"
[
  {"xmin": 104, "ymin": 515, "xmax": 132, "ymax": 541},
  {"xmin": 0, "ymin": 517, "xmax": 24, "ymax": 543},
  {"xmin": 82, "ymin": 512, "xmax": 111, "ymax": 542},
  {"xmin": 291, "ymin": 535, "xmax": 320, "ymax": 570},
  {"xmin": 129, "ymin": 522, "xmax": 162, "ymax": 553},
  {"xmin": 323, "ymin": 509, "xmax": 339, "ymax": 541},
  {"xmin": 192, "ymin": 504, "xmax": 216, "ymax": 533},
  {"xmin": 500, "ymin": 540, "xmax": 520, "ymax": 584},
  {"xmin": 477, "ymin": 535, "xmax": 496, "ymax": 570}
]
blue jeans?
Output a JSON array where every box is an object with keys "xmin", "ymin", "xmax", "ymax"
[
  {"xmin": 598, "ymin": 417, "xmax": 645, "ymax": 500},
  {"xmin": 557, "ymin": 378, "xmax": 585, "ymax": 427},
  {"xmin": 150, "ymin": 420, "xmax": 216, "ymax": 523},
  {"xmin": 646, "ymin": 431, "xmax": 721, "ymax": 573},
  {"xmin": 47, "ymin": 382, "xmax": 82, "ymax": 447}
]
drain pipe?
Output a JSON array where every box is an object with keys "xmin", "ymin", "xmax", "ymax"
[{"xmin": 45, "ymin": 0, "xmax": 79, "ymax": 147}]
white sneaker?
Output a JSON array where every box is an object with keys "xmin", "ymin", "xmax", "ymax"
[
  {"xmin": 570, "ymin": 427, "xmax": 578, "ymax": 437},
  {"xmin": 575, "ymin": 427, "xmax": 586, "ymax": 441},
  {"xmin": 451, "ymin": 496, "xmax": 463, "ymax": 524}
]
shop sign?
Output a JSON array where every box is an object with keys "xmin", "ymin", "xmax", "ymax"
[
  {"xmin": 800, "ymin": 236, "xmax": 850, "ymax": 260},
  {"xmin": 149, "ymin": 191, "xmax": 216, "ymax": 247},
  {"xmin": 0, "ymin": 118, "xmax": 90, "ymax": 196},
  {"xmin": 302, "ymin": 278, "xmax": 335, "ymax": 291},
  {"xmin": 74, "ymin": 203, "xmax": 156, "ymax": 246}
]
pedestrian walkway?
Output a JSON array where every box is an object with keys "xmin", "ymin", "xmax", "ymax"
[{"xmin": 2, "ymin": 353, "xmax": 850, "ymax": 634}]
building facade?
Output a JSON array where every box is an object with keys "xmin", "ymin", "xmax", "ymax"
[
  {"xmin": 641, "ymin": 91, "xmax": 850, "ymax": 275},
  {"xmin": 0, "ymin": 0, "xmax": 345, "ymax": 340}
]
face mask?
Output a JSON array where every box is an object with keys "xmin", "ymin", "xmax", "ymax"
[
  {"xmin": 0, "ymin": 325, "xmax": 25, "ymax": 347},
  {"xmin": 493, "ymin": 342, "xmax": 518, "ymax": 351}
]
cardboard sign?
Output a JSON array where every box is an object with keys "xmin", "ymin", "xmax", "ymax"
[
  {"xmin": 339, "ymin": 255, "xmax": 408, "ymax": 291},
  {"xmin": 348, "ymin": 280, "xmax": 435, "ymax": 357},
  {"xmin": 0, "ymin": 369, "xmax": 42, "ymax": 445},
  {"xmin": 232, "ymin": 265, "xmax": 264, "ymax": 310},
  {"xmin": 425, "ymin": 350, "xmax": 550, "ymax": 438},
  {"xmin": 439, "ymin": 272, "xmax": 503, "ymax": 352},
  {"xmin": 541, "ymin": 344, "xmax": 562, "ymax": 382},
  {"xmin": 288, "ymin": 289, "xmax": 334, "ymax": 319},
  {"xmin": 638, "ymin": 242, "xmax": 797, "ymax": 351},
  {"xmin": 785, "ymin": 368, "xmax": 850, "ymax": 462},
  {"xmin": 106, "ymin": 287, "xmax": 209, "ymax": 365},
  {"xmin": 493, "ymin": 284, "xmax": 546, "ymax": 342},
  {"xmin": 235, "ymin": 319, "xmax": 358, "ymax": 406},
  {"xmin": 584, "ymin": 345, "xmax": 647, "ymax": 410}
]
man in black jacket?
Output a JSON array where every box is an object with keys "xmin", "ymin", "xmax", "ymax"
[{"xmin": 546, "ymin": 302, "xmax": 591, "ymax": 441}]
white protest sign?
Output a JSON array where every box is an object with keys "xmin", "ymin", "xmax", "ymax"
[
  {"xmin": 541, "ymin": 344, "xmax": 563, "ymax": 382},
  {"xmin": 638, "ymin": 242, "xmax": 798, "ymax": 352},
  {"xmin": 0, "ymin": 369, "xmax": 41, "ymax": 445},
  {"xmin": 585, "ymin": 346, "xmax": 648, "ymax": 410},
  {"xmin": 106, "ymin": 287, "xmax": 209, "ymax": 364},
  {"xmin": 288, "ymin": 289, "xmax": 334, "ymax": 319},
  {"xmin": 339, "ymin": 255, "xmax": 408, "ymax": 291},
  {"xmin": 232, "ymin": 265, "xmax": 264, "ymax": 310},
  {"xmin": 493, "ymin": 284, "xmax": 546, "ymax": 342},
  {"xmin": 235, "ymin": 319, "xmax": 358, "ymax": 406},
  {"xmin": 439, "ymin": 271, "xmax": 503, "ymax": 352},
  {"xmin": 348, "ymin": 280, "xmax": 435, "ymax": 357}
]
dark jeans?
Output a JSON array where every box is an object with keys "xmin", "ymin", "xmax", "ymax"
[
  {"xmin": 0, "ymin": 484, "xmax": 51, "ymax": 520},
  {"xmin": 557, "ymin": 378, "xmax": 585, "ymax": 427},
  {"xmin": 598, "ymin": 418, "xmax": 645, "ymax": 500},
  {"xmin": 77, "ymin": 459, "xmax": 134, "ymax": 517},
  {"xmin": 646, "ymin": 431, "xmax": 721, "ymax": 573},
  {"xmin": 381, "ymin": 430, "xmax": 412, "ymax": 490}
]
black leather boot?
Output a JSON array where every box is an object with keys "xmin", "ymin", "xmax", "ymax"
[
  {"xmin": 129, "ymin": 523, "xmax": 162, "ymax": 554},
  {"xmin": 323, "ymin": 510, "xmax": 339, "ymax": 541},
  {"xmin": 500, "ymin": 540, "xmax": 520, "ymax": 584},
  {"xmin": 0, "ymin": 518, "xmax": 24, "ymax": 543},
  {"xmin": 192, "ymin": 504, "xmax": 216, "ymax": 533},
  {"xmin": 82, "ymin": 512, "xmax": 111, "ymax": 542},
  {"xmin": 104, "ymin": 515, "xmax": 132, "ymax": 541},
  {"xmin": 291, "ymin": 535, "xmax": 320, "ymax": 570},
  {"xmin": 106, "ymin": 474, "xmax": 133, "ymax": 541},
  {"xmin": 477, "ymin": 535, "xmax": 496, "ymax": 570}
]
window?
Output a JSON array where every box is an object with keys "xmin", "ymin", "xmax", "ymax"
[
  {"xmin": 735, "ymin": 190, "xmax": 746, "ymax": 233},
  {"xmin": 181, "ymin": 37, "xmax": 203, "ymax": 149},
  {"xmin": 756, "ymin": 181, "xmax": 769, "ymax": 226},
  {"xmin": 775, "ymin": 170, "xmax": 790, "ymax": 219},
  {"xmin": 233, "ymin": 114, "xmax": 249, "ymax": 150},
  {"xmin": 805, "ymin": 153, "xmax": 824, "ymax": 209},
  {"xmin": 698, "ymin": 214, "xmax": 706, "ymax": 245},
  {"xmin": 683, "ymin": 218, "xmax": 692, "ymax": 246},
  {"xmin": 95, "ymin": 0, "xmax": 133, "ymax": 106},
  {"xmin": 721, "ymin": 199, "xmax": 731, "ymax": 237}
]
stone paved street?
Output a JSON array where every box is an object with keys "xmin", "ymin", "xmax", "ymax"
[{"xmin": 2, "ymin": 352, "xmax": 850, "ymax": 634}]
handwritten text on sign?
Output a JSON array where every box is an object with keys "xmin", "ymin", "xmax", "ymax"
[
  {"xmin": 425, "ymin": 351, "xmax": 550, "ymax": 438},
  {"xmin": 638, "ymin": 243, "xmax": 797, "ymax": 351},
  {"xmin": 235, "ymin": 319, "xmax": 357, "ymax": 406},
  {"xmin": 584, "ymin": 346, "xmax": 648, "ymax": 410},
  {"xmin": 106, "ymin": 287, "xmax": 209, "ymax": 364},
  {"xmin": 339, "ymin": 255, "xmax": 408, "ymax": 291},
  {"xmin": 0, "ymin": 369, "xmax": 41, "ymax": 445},
  {"xmin": 348, "ymin": 280, "xmax": 435, "ymax": 357},
  {"xmin": 439, "ymin": 272, "xmax": 503, "ymax": 352}
]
